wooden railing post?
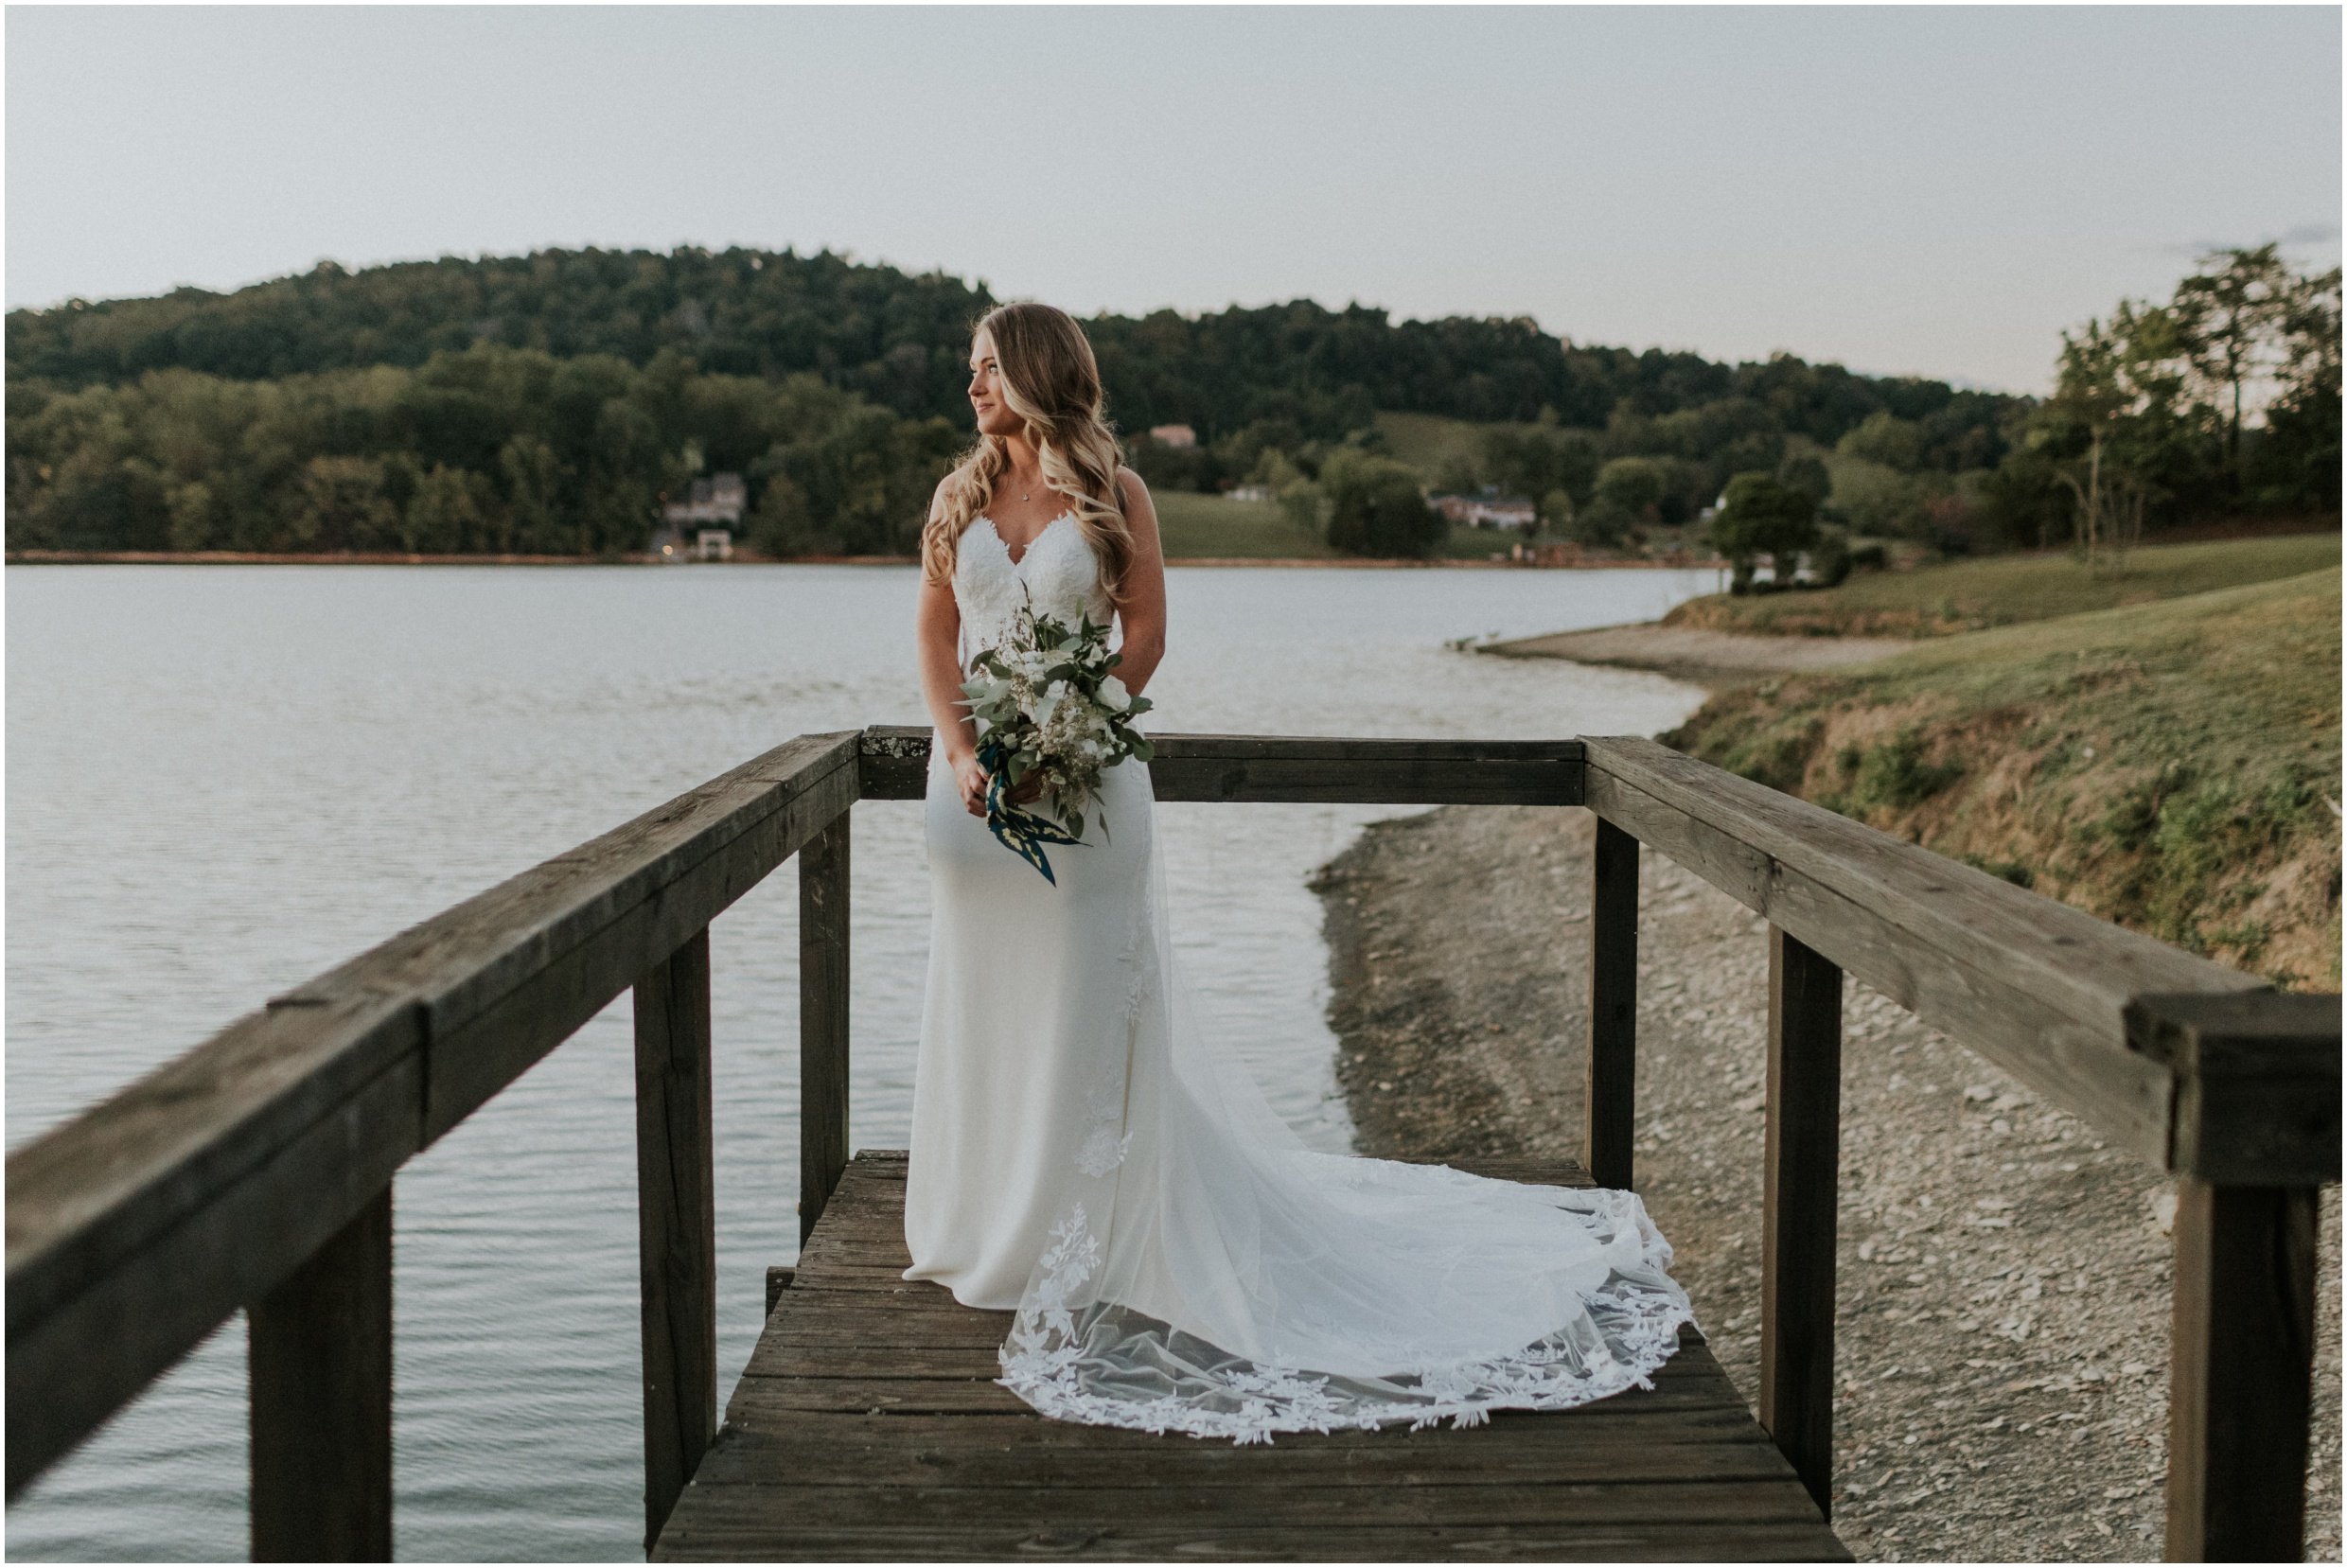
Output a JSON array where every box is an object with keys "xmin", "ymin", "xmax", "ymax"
[
  {"xmin": 1585, "ymin": 817, "xmax": 1638, "ymax": 1191},
  {"xmin": 800, "ymin": 812, "xmax": 852, "ymax": 1245},
  {"xmin": 2163, "ymin": 1178, "xmax": 2317, "ymax": 1561},
  {"xmin": 249, "ymin": 1185, "xmax": 393, "ymax": 1562},
  {"xmin": 1759, "ymin": 925, "xmax": 1842, "ymax": 1518},
  {"xmin": 634, "ymin": 927, "xmax": 715, "ymax": 1552}
]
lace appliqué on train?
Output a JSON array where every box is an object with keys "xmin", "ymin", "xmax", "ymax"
[{"xmin": 997, "ymin": 1190, "xmax": 1698, "ymax": 1446}]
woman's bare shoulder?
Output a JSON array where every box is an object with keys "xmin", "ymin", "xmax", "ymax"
[{"xmin": 1114, "ymin": 466, "xmax": 1157, "ymax": 516}]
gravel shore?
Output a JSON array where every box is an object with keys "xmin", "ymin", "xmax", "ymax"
[
  {"xmin": 1478, "ymin": 622, "xmax": 1914, "ymax": 681},
  {"xmin": 1314, "ymin": 802, "xmax": 2341, "ymax": 1562}
]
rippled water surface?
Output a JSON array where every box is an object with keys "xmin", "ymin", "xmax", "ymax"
[{"xmin": 8, "ymin": 563, "xmax": 1710, "ymax": 1559}]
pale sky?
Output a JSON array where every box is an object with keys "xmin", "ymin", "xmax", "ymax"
[{"xmin": 5, "ymin": 5, "xmax": 2339, "ymax": 396}]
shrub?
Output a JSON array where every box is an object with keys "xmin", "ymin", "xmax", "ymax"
[
  {"xmin": 1826, "ymin": 729, "xmax": 1965, "ymax": 817},
  {"xmin": 1321, "ymin": 451, "xmax": 1444, "ymax": 557},
  {"xmin": 1808, "ymin": 529, "xmax": 1853, "ymax": 589},
  {"xmin": 1709, "ymin": 471, "xmax": 1820, "ymax": 582}
]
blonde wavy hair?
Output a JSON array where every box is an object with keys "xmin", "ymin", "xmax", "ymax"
[{"xmin": 921, "ymin": 302, "xmax": 1134, "ymax": 592}]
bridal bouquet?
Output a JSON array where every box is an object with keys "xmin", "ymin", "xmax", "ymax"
[{"xmin": 960, "ymin": 596, "xmax": 1154, "ymax": 884}]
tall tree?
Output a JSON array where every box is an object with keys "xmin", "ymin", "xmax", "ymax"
[
  {"xmin": 2257, "ymin": 264, "xmax": 2343, "ymax": 511},
  {"xmin": 2040, "ymin": 300, "xmax": 2189, "ymax": 571},
  {"xmin": 2172, "ymin": 243, "xmax": 2296, "ymax": 485}
]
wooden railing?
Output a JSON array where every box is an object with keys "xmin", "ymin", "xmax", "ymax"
[
  {"xmin": 1579, "ymin": 736, "xmax": 2338, "ymax": 1560},
  {"xmin": 6, "ymin": 729, "xmax": 2335, "ymax": 1561}
]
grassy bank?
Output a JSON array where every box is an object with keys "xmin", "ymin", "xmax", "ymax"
[
  {"xmin": 1664, "ymin": 568, "xmax": 2342, "ymax": 988},
  {"xmin": 1661, "ymin": 532, "xmax": 2338, "ymax": 638},
  {"xmin": 1151, "ymin": 486, "xmax": 1561, "ymax": 561}
]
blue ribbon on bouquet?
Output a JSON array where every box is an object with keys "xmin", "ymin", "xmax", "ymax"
[{"xmin": 977, "ymin": 733, "xmax": 1084, "ymax": 885}]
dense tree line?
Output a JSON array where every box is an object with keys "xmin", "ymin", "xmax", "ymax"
[
  {"xmin": 6, "ymin": 248, "xmax": 993, "ymax": 425},
  {"xmin": 6, "ymin": 247, "xmax": 2028, "ymax": 559},
  {"xmin": 5, "ymin": 345, "xmax": 960, "ymax": 556},
  {"xmin": 9, "ymin": 242, "xmax": 2324, "ymax": 560},
  {"xmin": 9, "ymin": 246, "xmax": 2018, "ymax": 450}
]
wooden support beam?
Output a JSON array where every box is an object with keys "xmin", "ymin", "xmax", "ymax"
[
  {"xmin": 249, "ymin": 1185, "xmax": 393, "ymax": 1562},
  {"xmin": 2164, "ymin": 1179, "xmax": 2318, "ymax": 1562},
  {"xmin": 855, "ymin": 727, "xmax": 1586, "ymax": 805},
  {"xmin": 635, "ymin": 928, "xmax": 717, "ymax": 1552},
  {"xmin": 1585, "ymin": 818, "xmax": 1638, "ymax": 1191},
  {"xmin": 2128, "ymin": 990, "xmax": 2340, "ymax": 1184},
  {"xmin": 1759, "ymin": 925, "xmax": 1841, "ymax": 1519},
  {"xmin": 800, "ymin": 814, "xmax": 852, "ymax": 1245}
]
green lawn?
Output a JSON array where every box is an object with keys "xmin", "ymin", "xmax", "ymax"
[
  {"xmin": 1667, "ymin": 568, "xmax": 2343, "ymax": 986},
  {"xmin": 1370, "ymin": 411, "xmax": 1538, "ymax": 473},
  {"xmin": 1150, "ymin": 487, "xmax": 1522, "ymax": 562},
  {"xmin": 1150, "ymin": 491, "xmax": 1335, "ymax": 559},
  {"xmin": 1662, "ymin": 533, "xmax": 2340, "ymax": 638},
  {"xmin": 1434, "ymin": 523, "xmax": 1528, "ymax": 560}
]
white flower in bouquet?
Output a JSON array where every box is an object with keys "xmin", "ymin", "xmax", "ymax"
[{"xmin": 959, "ymin": 594, "xmax": 1156, "ymax": 882}]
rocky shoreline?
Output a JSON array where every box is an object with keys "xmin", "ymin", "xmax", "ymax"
[{"xmin": 1313, "ymin": 776, "xmax": 2340, "ymax": 1560}]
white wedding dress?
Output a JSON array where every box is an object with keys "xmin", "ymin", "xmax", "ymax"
[{"xmin": 902, "ymin": 508, "xmax": 1695, "ymax": 1443}]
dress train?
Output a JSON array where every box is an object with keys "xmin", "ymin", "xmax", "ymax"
[{"xmin": 905, "ymin": 731, "xmax": 1694, "ymax": 1444}]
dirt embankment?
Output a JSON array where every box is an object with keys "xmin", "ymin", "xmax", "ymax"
[
  {"xmin": 1662, "ymin": 573, "xmax": 2343, "ymax": 991},
  {"xmin": 1314, "ymin": 803, "xmax": 2341, "ymax": 1563}
]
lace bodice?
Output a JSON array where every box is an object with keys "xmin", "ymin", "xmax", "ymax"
[{"xmin": 954, "ymin": 511, "xmax": 1115, "ymax": 667}]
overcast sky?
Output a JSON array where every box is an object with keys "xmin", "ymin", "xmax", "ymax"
[{"xmin": 6, "ymin": 5, "xmax": 2338, "ymax": 395}]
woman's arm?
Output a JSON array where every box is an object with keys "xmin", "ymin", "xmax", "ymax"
[
  {"xmin": 1110, "ymin": 467, "xmax": 1168, "ymax": 696},
  {"xmin": 915, "ymin": 508, "xmax": 990, "ymax": 815}
]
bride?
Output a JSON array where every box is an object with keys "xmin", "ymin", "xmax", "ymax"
[{"xmin": 903, "ymin": 301, "xmax": 1693, "ymax": 1443}]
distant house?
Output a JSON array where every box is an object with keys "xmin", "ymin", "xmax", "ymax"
[
  {"xmin": 1429, "ymin": 484, "xmax": 1537, "ymax": 530},
  {"xmin": 1147, "ymin": 424, "xmax": 1197, "ymax": 449},
  {"xmin": 1226, "ymin": 484, "xmax": 1272, "ymax": 503},
  {"xmin": 650, "ymin": 523, "xmax": 685, "ymax": 562},
  {"xmin": 697, "ymin": 529, "xmax": 734, "ymax": 562},
  {"xmin": 663, "ymin": 472, "xmax": 747, "ymax": 529}
]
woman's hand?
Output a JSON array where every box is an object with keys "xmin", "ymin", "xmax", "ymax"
[
  {"xmin": 952, "ymin": 751, "xmax": 1045, "ymax": 817},
  {"xmin": 950, "ymin": 751, "xmax": 988, "ymax": 818}
]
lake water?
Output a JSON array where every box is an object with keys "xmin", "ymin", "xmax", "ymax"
[{"xmin": 6, "ymin": 563, "xmax": 1711, "ymax": 1560}]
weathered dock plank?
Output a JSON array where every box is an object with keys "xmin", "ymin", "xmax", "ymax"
[{"xmin": 654, "ymin": 1152, "xmax": 1847, "ymax": 1562}]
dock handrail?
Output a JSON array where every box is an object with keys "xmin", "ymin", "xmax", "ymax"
[{"xmin": 6, "ymin": 727, "xmax": 2335, "ymax": 1560}]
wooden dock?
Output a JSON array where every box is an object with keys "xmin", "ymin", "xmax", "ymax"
[
  {"xmin": 654, "ymin": 1151, "xmax": 1848, "ymax": 1562},
  {"xmin": 9, "ymin": 730, "xmax": 2333, "ymax": 1561}
]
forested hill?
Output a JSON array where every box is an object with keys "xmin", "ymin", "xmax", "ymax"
[{"xmin": 4, "ymin": 244, "xmax": 2017, "ymax": 448}]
